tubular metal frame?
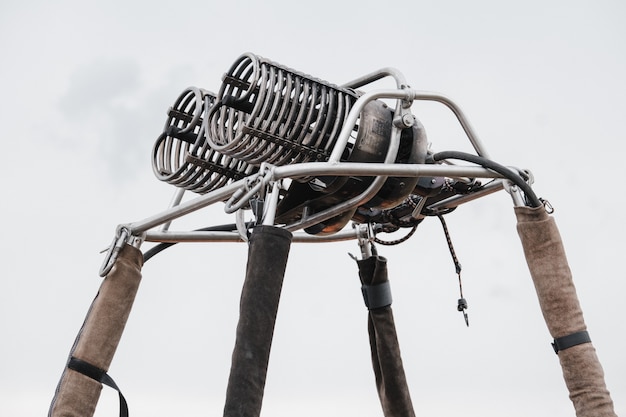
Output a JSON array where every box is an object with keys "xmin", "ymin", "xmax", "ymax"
[{"xmin": 99, "ymin": 68, "xmax": 534, "ymax": 276}]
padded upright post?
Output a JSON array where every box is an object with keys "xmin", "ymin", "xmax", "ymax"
[
  {"xmin": 49, "ymin": 244, "xmax": 143, "ymax": 417},
  {"xmin": 515, "ymin": 206, "xmax": 616, "ymax": 417},
  {"xmin": 223, "ymin": 225, "xmax": 292, "ymax": 417},
  {"xmin": 357, "ymin": 255, "xmax": 416, "ymax": 417}
]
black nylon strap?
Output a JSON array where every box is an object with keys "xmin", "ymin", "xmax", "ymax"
[
  {"xmin": 552, "ymin": 330, "xmax": 591, "ymax": 354},
  {"xmin": 361, "ymin": 281, "xmax": 392, "ymax": 310},
  {"xmin": 67, "ymin": 356, "xmax": 129, "ymax": 417}
]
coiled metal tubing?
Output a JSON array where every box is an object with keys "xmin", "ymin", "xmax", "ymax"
[
  {"xmin": 205, "ymin": 53, "xmax": 359, "ymax": 170},
  {"xmin": 152, "ymin": 87, "xmax": 256, "ymax": 194}
]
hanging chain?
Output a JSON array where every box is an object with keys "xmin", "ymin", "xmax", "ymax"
[{"xmin": 437, "ymin": 214, "xmax": 469, "ymax": 327}]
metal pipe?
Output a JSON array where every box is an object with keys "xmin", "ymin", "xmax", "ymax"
[
  {"xmin": 128, "ymin": 179, "xmax": 245, "ymax": 234},
  {"xmin": 284, "ymin": 173, "xmax": 387, "ymax": 232},
  {"xmin": 410, "ymin": 90, "xmax": 490, "ymax": 158},
  {"xmin": 272, "ymin": 162, "xmax": 503, "ymax": 181},
  {"xmin": 327, "ymin": 89, "xmax": 490, "ymax": 162},
  {"xmin": 285, "ymin": 123, "xmax": 403, "ymax": 232},
  {"xmin": 159, "ymin": 188, "xmax": 186, "ymax": 232},
  {"xmin": 341, "ymin": 67, "xmax": 408, "ymax": 89},
  {"xmin": 144, "ymin": 228, "xmax": 360, "ymax": 243},
  {"xmin": 129, "ymin": 162, "xmax": 506, "ymax": 236}
]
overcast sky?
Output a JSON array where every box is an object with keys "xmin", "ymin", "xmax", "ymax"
[{"xmin": 1, "ymin": 0, "xmax": 624, "ymax": 416}]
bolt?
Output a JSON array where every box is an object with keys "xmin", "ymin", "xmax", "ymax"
[{"xmin": 393, "ymin": 113, "xmax": 415, "ymax": 128}]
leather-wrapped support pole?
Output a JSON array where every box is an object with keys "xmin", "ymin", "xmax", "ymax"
[
  {"xmin": 515, "ymin": 206, "xmax": 616, "ymax": 417},
  {"xmin": 357, "ymin": 255, "xmax": 416, "ymax": 417},
  {"xmin": 49, "ymin": 244, "xmax": 144, "ymax": 417},
  {"xmin": 223, "ymin": 225, "xmax": 292, "ymax": 417}
]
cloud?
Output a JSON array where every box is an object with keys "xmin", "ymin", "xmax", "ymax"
[
  {"xmin": 56, "ymin": 58, "xmax": 161, "ymax": 182},
  {"xmin": 59, "ymin": 58, "xmax": 141, "ymax": 117}
]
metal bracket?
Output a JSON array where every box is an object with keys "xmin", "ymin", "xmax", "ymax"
[
  {"xmin": 224, "ymin": 164, "xmax": 274, "ymax": 214},
  {"xmin": 393, "ymin": 102, "xmax": 416, "ymax": 129},
  {"xmin": 99, "ymin": 226, "xmax": 145, "ymax": 277},
  {"xmin": 503, "ymin": 167, "xmax": 534, "ymax": 207},
  {"xmin": 261, "ymin": 180, "xmax": 282, "ymax": 226},
  {"xmin": 354, "ymin": 223, "xmax": 376, "ymax": 260}
]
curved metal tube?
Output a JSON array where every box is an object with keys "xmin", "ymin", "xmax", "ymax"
[
  {"xmin": 327, "ymin": 89, "xmax": 489, "ymax": 162},
  {"xmin": 342, "ymin": 67, "xmax": 408, "ymax": 89},
  {"xmin": 283, "ymin": 123, "xmax": 402, "ymax": 232},
  {"xmin": 127, "ymin": 179, "xmax": 247, "ymax": 234},
  {"xmin": 410, "ymin": 90, "xmax": 490, "ymax": 158}
]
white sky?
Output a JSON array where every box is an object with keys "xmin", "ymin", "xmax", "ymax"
[{"xmin": 1, "ymin": 0, "xmax": 624, "ymax": 416}]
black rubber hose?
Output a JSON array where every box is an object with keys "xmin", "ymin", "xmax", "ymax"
[
  {"xmin": 142, "ymin": 223, "xmax": 246, "ymax": 262},
  {"xmin": 430, "ymin": 151, "xmax": 542, "ymax": 208}
]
